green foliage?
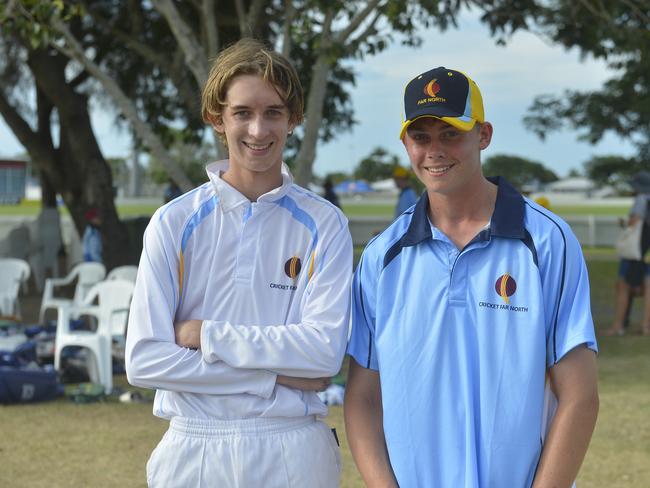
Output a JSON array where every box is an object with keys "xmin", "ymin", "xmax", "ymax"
[
  {"xmin": 353, "ymin": 147, "xmax": 401, "ymax": 182},
  {"xmin": 512, "ymin": 0, "xmax": 650, "ymax": 159},
  {"xmin": 482, "ymin": 153, "xmax": 558, "ymax": 191},
  {"xmin": 583, "ymin": 155, "xmax": 650, "ymax": 191},
  {"xmin": 147, "ymin": 132, "xmax": 212, "ymax": 186}
]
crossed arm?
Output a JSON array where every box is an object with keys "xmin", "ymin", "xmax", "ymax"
[{"xmin": 174, "ymin": 319, "xmax": 332, "ymax": 392}]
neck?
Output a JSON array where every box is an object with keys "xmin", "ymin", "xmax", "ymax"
[
  {"xmin": 427, "ymin": 177, "xmax": 498, "ymax": 248},
  {"xmin": 222, "ymin": 165, "xmax": 284, "ymax": 201}
]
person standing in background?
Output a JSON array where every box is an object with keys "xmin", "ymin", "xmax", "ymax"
[
  {"xmin": 392, "ymin": 166, "xmax": 418, "ymax": 217},
  {"xmin": 82, "ymin": 207, "xmax": 102, "ymax": 263},
  {"xmin": 607, "ymin": 171, "xmax": 650, "ymax": 336}
]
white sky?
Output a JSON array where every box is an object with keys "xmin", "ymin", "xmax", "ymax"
[{"xmin": 0, "ymin": 11, "xmax": 636, "ymax": 179}]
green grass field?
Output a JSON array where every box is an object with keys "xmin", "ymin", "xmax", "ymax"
[
  {"xmin": 0, "ymin": 200, "xmax": 632, "ymax": 219},
  {"xmin": 1, "ymin": 259, "xmax": 649, "ymax": 487}
]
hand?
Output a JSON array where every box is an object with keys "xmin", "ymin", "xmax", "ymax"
[
  {"xmin": 174, "ymin": 319, "xmax": 203, "ymax": 349},
  {"xmin": 276, "ymin": 375, "xmax": 331, "ymax": 392}
]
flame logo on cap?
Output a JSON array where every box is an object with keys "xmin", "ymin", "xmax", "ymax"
[
  {"xmin": 495, "ymin": 273, "xmax": 517, "ymax": 304},
  {"xmin": 424, "ymin": 79, "xmax": 441, "ymax": 98}
]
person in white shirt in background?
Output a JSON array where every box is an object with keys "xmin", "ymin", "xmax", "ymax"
[{"xmin": 126, "ymin": 38, "xmax": 352, "ymax": 488}]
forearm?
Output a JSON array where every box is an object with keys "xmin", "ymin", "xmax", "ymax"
[
  {"xmin": 533, "ymin": 393, "xmax": 598, "ymax": 487},
  {"xmin": 344, "ymin": 361, "xmax": 398, "ymax": 487},
  {"xmin": 126, "ymin": 338, "xmax": 276, "ymax": 398},
  {"xmin": 201, "ymin": 319, "xmax": 347, "ymax": 377},
  {"xmin": 534, "ymin": 347, "xmax": 599, "ymax": 488}
]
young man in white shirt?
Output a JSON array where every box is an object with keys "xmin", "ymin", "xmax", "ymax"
[{"xmin": 126, "ymin": 38, "xmax": 352, "ymax": 487}]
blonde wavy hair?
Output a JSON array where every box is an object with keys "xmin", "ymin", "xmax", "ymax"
[{"xmin": 201, "ymin": 38, "xmax": 304, "ymax": 145}]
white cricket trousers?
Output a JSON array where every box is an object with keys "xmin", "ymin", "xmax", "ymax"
[{"xmin": 146, "ymin": 415, "xmax": 341, "ymax": 487}]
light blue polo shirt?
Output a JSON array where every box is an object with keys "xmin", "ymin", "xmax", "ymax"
[{"xmin": 347, "ymin": 177, "xmax": 597, "ymax": 487}]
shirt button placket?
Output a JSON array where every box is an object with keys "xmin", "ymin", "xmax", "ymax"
[{"xmin": 234, "ymin": 203, "xmax": 257, "ymax": 284}]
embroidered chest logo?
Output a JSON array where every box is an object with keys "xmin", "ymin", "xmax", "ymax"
[
  {"xmin": 495, "ymin": 273, "xmax": 517, "ymax": 304},
  {"xmin": 477, "ymin": 272, "xmax": 528, "ymax": 313},
  {"xmin": 284, "ymin": 256, "xmax": 302, "ymax": 279},
  {"xmin": 270, "ymin": 256, "xmax": 301, "ymax": 291}
]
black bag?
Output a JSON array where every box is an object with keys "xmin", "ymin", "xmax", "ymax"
[{"xmin": 0, "ymin": 366, "xmax": 60, "ymax": 404}]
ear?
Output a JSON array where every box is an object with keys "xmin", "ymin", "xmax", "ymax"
[
  {"xmin": 478, "ymin": 122, "xmax": 493, "ymax": 150},
  {"xmin": 208, "ymin": 114, "xmax": 225, "ymax": 134}
]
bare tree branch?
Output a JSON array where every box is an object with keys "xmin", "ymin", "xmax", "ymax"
[
  {"xmin": 281, "ymin": 0, "xmax": 295, "ymax": 58},
  {"xmin": 3, "ymin": 0, "xmax": 18, "ymax": 18},
  {"xmin": 246, "ymin": 0, "xmax": 266, "ymax": 36},
  {"xmin": 202, "ymin": 0, "xmax": 220, "ymax": 58},
  {"xmin": 234, "ymin": 0, "xmax": 250, "ymax": 37},
  {"xmin": 347, "ymin": 9, "xmax": 382, "ymax": 52},
  {"xmin": 0, "ymin": 88, "xmax": 39, "ymax": 150},
  {"xmin": 151, "ymin": 0, "xmax": 209, "ymax": 86},
  {"xmin": 334, "ymin": 0, "xmax": 383, "ymax": 44}
]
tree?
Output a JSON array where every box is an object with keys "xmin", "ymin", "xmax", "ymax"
[
  {"xmin": 482, "ymin": 154, "xmax": 558, "ymax": 191},
  {"xmin": 353, "ymin": 147, "xmax": 401, "ymax": 182},
  {"xmin": 501, "ymin": 0, "xmax": 650, "ymax": 160},
  {"xmin": 3, "ymin": 0, "xmax": 630, "ymax": 266},
  {"xmin": 583, "ymin": 155, "xmax": 649, "ymax": 191}
]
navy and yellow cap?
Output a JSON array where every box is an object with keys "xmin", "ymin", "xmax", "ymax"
[{"xmin": 399, "ymin": 67, "xmax": 484, "ymax": 139}]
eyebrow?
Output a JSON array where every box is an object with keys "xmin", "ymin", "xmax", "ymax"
[{"xmin": 227, "ymin": 104, "xmax": 286, "ymax": 110}]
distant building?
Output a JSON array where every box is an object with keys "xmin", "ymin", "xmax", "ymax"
[
  {"xmin": 0, "ymin": 159, "xmax": 27, "ymax": 204},
  {"xmin": 546, "ymin": 177, "xmax": 597, "ymax": 196}
]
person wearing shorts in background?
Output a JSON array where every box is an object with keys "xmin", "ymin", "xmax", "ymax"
[
  {"xmin": 126, "ymin": 39, "xmax": 352, "ymax": 487},
  {"xmin": 607, "ymin": 170, "xmax": 650, "ymax": 336},
  {"xmin": 344, "ymin": 66, "xmax": 599, "ymax": 487}
]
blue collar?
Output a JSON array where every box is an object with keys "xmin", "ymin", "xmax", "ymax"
[{"xmin": 402, "ymin": 176, "xmax": 525, "ymax": 247}]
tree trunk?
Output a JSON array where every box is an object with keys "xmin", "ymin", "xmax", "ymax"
[
  {"xmin": 27, "ymin": 49, "xmax": 129, "ymax": 270},
  {"xmin": 40, "ymin": 171, "xmax": 57, "ymax": 208},
  {"xmin": 293, "ymin": 54, "xmax": 332, "ymax": 186}
]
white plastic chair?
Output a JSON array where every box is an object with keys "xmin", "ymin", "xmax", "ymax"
[
  {"xmin": 39, "ymin": 262, "xmax": 106, "ymax": 322},
  {"xmin": 54, "ymin": 279, "xmax": 135, "ymax": 394},
  {"xmin": 0, "ymin": 258, "xmax": 31, "ymax": 318},
  {"xmin": 106, "ymin": 265, "xmax": 138, "ymax": 283}
]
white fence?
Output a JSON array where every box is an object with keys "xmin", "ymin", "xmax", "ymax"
[
  {"xmin": 347, "ymin": 215, "xmax": 623, "ymax": 248},
  {"xmin": 0, "ymin": 214, "xmax": 625, "ymax": 267}
]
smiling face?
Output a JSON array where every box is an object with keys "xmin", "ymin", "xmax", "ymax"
[
  {"xmin": 402, "ymin": 117, "xmax": 492, "ymax": 198},
  {"xmin": 211, "ymin": 74, "xmax": 294, "ymax": 189}
]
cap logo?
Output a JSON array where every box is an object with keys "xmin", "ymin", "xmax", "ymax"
[
  {"xmin": 423, "ymin": 79, "xmax": 441, "ymax": 98},
  {"xmin": 284, "ymin": 256, "xmax": 302, "ymax": 279},
  {"xmin": 495, "ymin": 273, "xmax": 516, "ymax": 304},
  {"xmin": 417, "ymin": 78, "xmax": 446, "ymax": 105}
]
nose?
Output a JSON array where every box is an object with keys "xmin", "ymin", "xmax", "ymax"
[
  {"xmin": 248, "ymin": 115, "xmax": 269, "ymax": 139},
  {"xmin": 426, "ymin": 141, "xmax": 445, "ymax": 160}
]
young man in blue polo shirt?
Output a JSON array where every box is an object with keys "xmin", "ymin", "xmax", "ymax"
[{"xmin": 345, "ymin": 66, "xmax": 599, "ymax": 487}]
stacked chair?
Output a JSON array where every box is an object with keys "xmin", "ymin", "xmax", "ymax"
[
  {"xmin": 0, "ymin": 258, "xmax": 31, "ymax": 319},
  {"xmin": 54, "ymin": 279, "xmax": 135, "ymax": 394},
  {"xmin": 39, "ymin": 262, "xmax": 106, "ymax": 322}
]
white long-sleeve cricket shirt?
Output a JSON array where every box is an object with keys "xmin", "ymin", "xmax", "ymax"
[{"xmin": 125, "ymin": 161, "xmax": 353, "ymax": 420}]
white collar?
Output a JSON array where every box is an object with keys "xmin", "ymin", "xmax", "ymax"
[{"xmin": 206, "ymin": 160, "xmax": 294, "ymax": 212}]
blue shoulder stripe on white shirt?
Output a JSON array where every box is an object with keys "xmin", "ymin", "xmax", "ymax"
[
  {"xmin": 273, "ymin": 195, "xmax": 319, "ymax": 246},
  {"xmin": 181, "ymin": 195, "xmax": 219, "ymax": 252}
]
